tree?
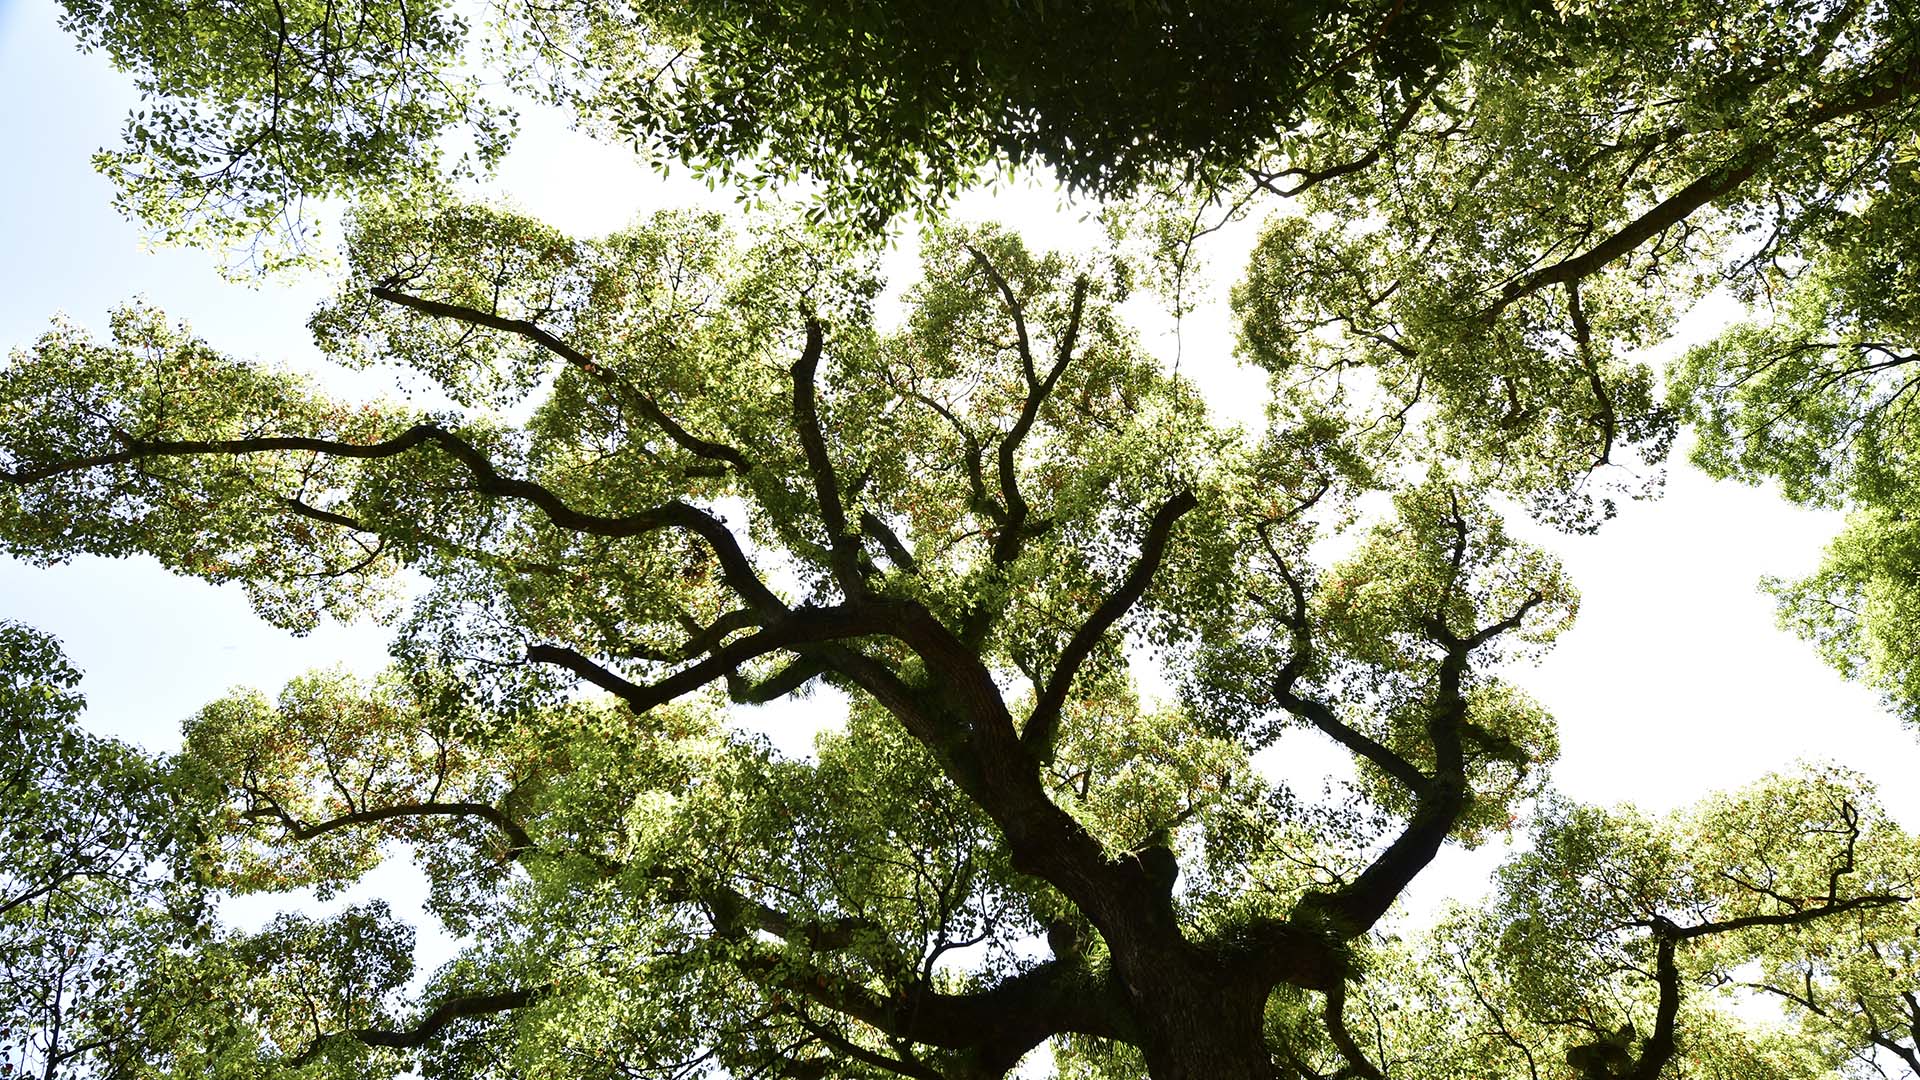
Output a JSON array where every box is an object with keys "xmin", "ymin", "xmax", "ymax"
[
  {"xmin": 9, "ymin": 0, "xmax": 1920, "ymax": 1077},
  {"xmin": 1674, "ymin": 159, "xmax": 1920, "ymax": 728},
  {"xmin": 2, "ymin": 201, "xmax": 1918, "ymax": 1079},
  {"xmin": 0, "ymin": 621, "xmax": 206, "ymax": 1080}
]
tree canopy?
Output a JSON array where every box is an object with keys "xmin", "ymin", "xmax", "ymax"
[
  {"xmin": 7, "ymin": 1, "xmax": 1920, "ymax": 1079},
  {"xmin": 58, "ymin": 0, "xmax": 1496, "ymax": 246}
]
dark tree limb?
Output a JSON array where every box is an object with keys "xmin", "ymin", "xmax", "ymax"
[
  {"xmin": 964, "ymin": 245, "xmax": 1037, "ymax": 387},
  {"xmin": 1489, "ymin": 60, "xmax": 1920, "ymax": 318},
  {"xmin": 291, "ymin": 985, "xmax": 548, "ymax": 1065},
  {"xmin": 789, "ymin": 1014, "xmax": 947, "ymax": 1080},
  {"xmin": 352, "ymin": 986, "xmax": 548, "ymax": 1051},
  {"xmin": 860, "ymin": 511, "xmax": 918, "ymax": 572},
  {"xmin": 1250, "ymin": 66, "xmax": 1450, "ymax": 198},
  {"xmin": 527, "ymin": 605, "xmax": 885, "ymax": 714},
  {"xmin": 1274, "ymin": 683, "xmax": 1427, "ymax": 794},
  {"xmin": 1267, "ymin": 537, "xmax": 1427, "ymax": 796},
  {"xmin": 896, "ymin": 386, "xmax": 1004, "ymax": 529},
  {"xmin": 369, "ymin": 285, "xmax": 752, "ymax": 472},
  {"xmin": 798, "ymin": 605, "xmax": 1224, "ymax": 1008},
  {"xmin": 0, "ymin": 868, "xmax": 89, "ymax": 921},
  {"xmin": 727, "ymin": 655, "xmax": 831, "ymax": 704},
  {"xmin": 962, "ymin": 245, "xmax": 1089, "ymax": 567},
  {"xmin": 525, "ymin": 642, "xmax": 657, "ymax": 707},
  {"xmin": 991, "ymin": 274, "xmax": 1088, "ymax": 567},
  {"xmin": 673, "ymin": 871, "xmax": 879, "ymax": 954},
  {"xmin": 734, "ymin": 941, "xmax": 1133, "ymax": 1075},
  {"xmin": 1659, "ymin": 893, "xmax": 1908, "ymax": 941},
  {"xmin": 788, "ymin": 318, "xmax": 865, "ymax": 592},
  {"xmin": 1606, "ymin": 870, "xmax": 1906, "ymax": 1078},
  {"xmin": 1567, "ymin": 281, "xmax": 1617, "ymax": 468},
  {"xmin": 276, "ymin": 494, "xmax": 370, "ymax": 532},
  {"xmin": 1, "ymin": 424, "xmax": 787, "ymax": 615},
  {"xmin": 1308, "ymin": 590, "xmax": 1544, "ymax": 936},
  {"xmin": 241, "ymin": 798, "xmax": 533, "ymax": 854},
  {"xmin": 1024, "ymin": 491, "xmax": 1198, "ymax": 762},
  {"xmin": 1624, "ymin": 931, "xmax": 1680, "ymax": 1080},
  {"xmin": 662, "ymin": 608, "xmax": 760, "ymax": 661},
  {"xmin": 1323, "ymin": 981, "xmax": 1385, "ymax": 1080},
  {"xmin": 1489, "ymin": 145, "xmax": 1773, "ymax": 319}
]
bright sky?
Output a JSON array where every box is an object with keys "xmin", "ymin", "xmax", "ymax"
[{"xmin": 5, "ymin": 0, "xmax": 1919, "ymax": 943}]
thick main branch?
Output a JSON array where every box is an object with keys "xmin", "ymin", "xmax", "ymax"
[{"xmin": 2, "ymin": 423, "xmax": 785, "ymax": 613}]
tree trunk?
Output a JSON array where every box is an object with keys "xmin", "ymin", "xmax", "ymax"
[
  {"xmin": 1110, "ymin": 942, "xmax": 1278, "ymax": 1080},
  {"xmin": 1141, "ymin": 1014, "xmax": 1278, "ymax": 1080}
]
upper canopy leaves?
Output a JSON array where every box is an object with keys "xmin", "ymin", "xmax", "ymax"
[
  {"xmin": 61, "ymin": 0, "xmax": 509, "ymax": 267},
  {"xmin": 58, "ymin": 0, "xmax": 1507, "ymax": 248}
]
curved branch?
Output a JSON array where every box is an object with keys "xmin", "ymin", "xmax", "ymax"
[
  {"xmin": 1251, "ymin": 66, "xmax": 1450, "ymax": 198},
  {"xmin": 735, "ymin": 942, "xmax": 1132, "ymax": 1074},
  {"xmin": 276, "ymin": 494, "xmax": 369, "ymax": 532},
  {"xmin": 965, "ymin": 245, "xmax": 1036, "ymax": 386},
  {"xmin": 1611, "ymin": 892, "xmax": 1907, "ymax": 1078},
  {"xmin": 1490, "ymin": 60, "xmax": 1920, "ymax": 318},
  {"xmin": 1567, "ymin": 281, "xmax": 1617, "ymax": 468},
  {"xmin": 789, "ymin": 1014, "xmax": 945, "ymax": 1080},
  {"xmin": 1489, "ymin": 145, "xmax": 1772, "ymax": 318},
  {"xmin": 798, "ymin": 612, "xmax": 1191, "ymax": 971},
  {"xmin": 525, "ymin": 642, "xmax": 655, "ymax": 707},
  {"xmin": 291, "ymin": 985, "xmax": 547, "ymax": 1065},
  {"xmin": 860, "ymin": 511, "xmax": 918, "ymax": 573},
  {"xmin": 1275, "ymin": 684, "xmax": 1427, "ymax": 794},
  {"xmin": 1462, "ymin": 592, "xmax": 1548, "ymax": 651},
  {"xmin": 1323, "ymin": 981, "xmax": 1385, "ymax": 1080},
  {"xmin": 2, "ymin": 423, "xmax": 786, "ymax": 614},
  {"xmin": 1626, "ymin": 933, "xmax": 1680, "ymax": 1080},
  {"xmin": 357, "ymin": 985, "xmax": 545, "ymax": 1049},
  {"xmin": 993, "ymin": 276, "xmax": 1087, "ymax": 566},
  {"xmin": 964, "ymin": 245, "xmax": 1088, "ymax": 566},
  {"xmin": 1301, "ymin": 578, "xmax": 1553, "ymax": 935},
  {"xmin": 528, "ymin": 605, "xmax": 886, "ymax": 714},
  {"xmin": 727, "ymin": 655, "xmax": 830, "ymax": 704},
  {"xmin": 1023, "ymin": 491, "xmax": 1198, "ymax": 762},
  {"xmin": 660, "ymin": 607, "xmax": 759, "ymax": 661},
  {"xmin": 1664, "ymin": 893, "xmax": 1908, "ymax": 941},
  {"xmin": 1263, "ymin": 521, "xmax": 1428, "ymax": 794},
  {"xmin": 244, "ymin": 799, "xmax": 533, "ymax": 853},
  {"xmin": 369, "ymin": 285, "xmax": 752, "ymax": 472},
  {"xmin": 789, "ymin": 318, "xmax": 864, "ymax": 591}
]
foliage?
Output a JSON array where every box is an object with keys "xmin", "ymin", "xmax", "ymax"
[
  {"xmin": 1231, "ymin": 0, "xmax": 1918, "ymax": 530},
  {"xmin": 498, "ymin": 0, "xmax": 1507, "ymax": 232},
  {"xmin": 12, "ymin": 1, "xmax": 1920, "ymax": 1076},
  {"xmin": 0, "ymin": 622, "xmax": 201, "ymax": 1080},
  {"xmin": 4, "ymin": 200, "xmax": 1919, "ymax": 1079},
  {"xmin": 1673, "ymin": 139, "xmax": 1920, "ymax": 723},
  {"xmin": 56, "ymin": 0, "xmax": 1514, "ymax": 246},
  {"xmin": 60, "ymin": 0, "xmax": 510, "ymax": 269}
]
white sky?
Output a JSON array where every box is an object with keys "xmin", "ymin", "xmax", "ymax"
[{"xmin": 5, "ymin": 0, "xmax": 1919, "ymax": 946}]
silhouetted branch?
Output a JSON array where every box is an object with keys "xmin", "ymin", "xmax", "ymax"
[{"xmin": 1024, "ymin": 491, "xmax": 1198, "ymax": 761}]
